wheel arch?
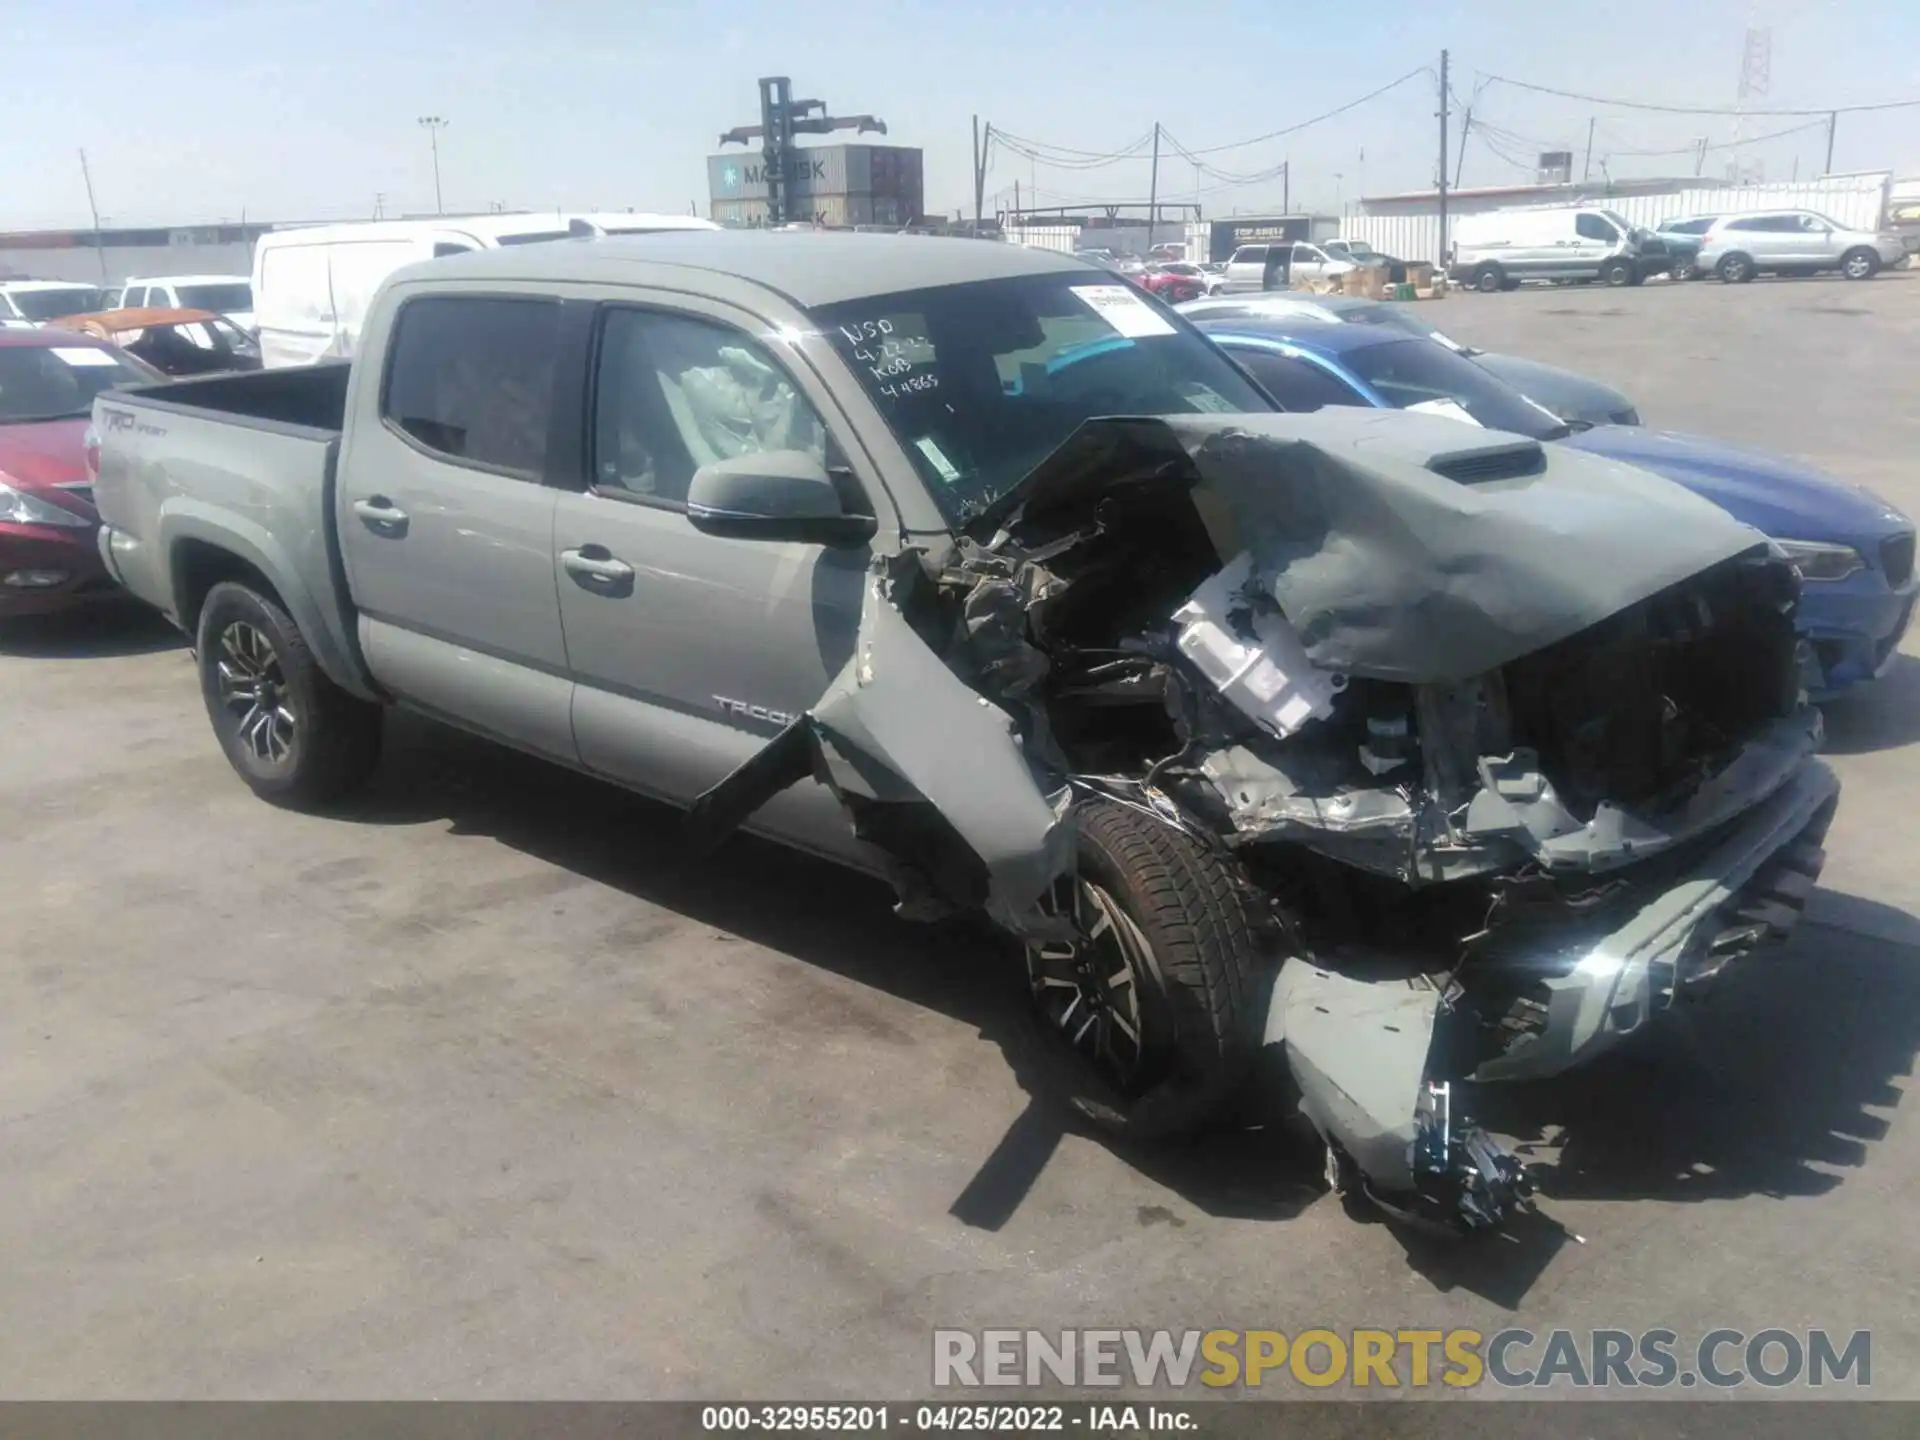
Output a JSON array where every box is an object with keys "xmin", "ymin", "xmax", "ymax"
[{"xmin": 159, "ymin": 503, "xmax": 378, "ymax": 701}]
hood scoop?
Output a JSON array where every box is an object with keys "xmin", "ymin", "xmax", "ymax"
[{"xmin": 1426, "ymin": 438, "xmax": 1547, "ymax": 486}]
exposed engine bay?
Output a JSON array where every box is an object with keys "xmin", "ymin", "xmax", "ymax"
[{"xmin": 688, "ymin": 410, "xmax": 1839, "ymax": 1241}]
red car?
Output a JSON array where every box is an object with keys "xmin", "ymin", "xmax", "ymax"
[
  {"xmin": 0, "ymin": 328, "xmax": 162, "ymax": 617},
  {"xmin": 1134, "ymin": 263, "xmax": 1206, "ymax": 305}
]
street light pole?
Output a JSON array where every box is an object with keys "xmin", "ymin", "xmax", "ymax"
[{"xmin": 417, "ymin": 115, "xmax": 448, "ymax": 214}]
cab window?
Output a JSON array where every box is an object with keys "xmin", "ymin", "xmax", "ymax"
[{"xmin": 382, "ymin": 295, "xmax": 562, "ymax": 478}]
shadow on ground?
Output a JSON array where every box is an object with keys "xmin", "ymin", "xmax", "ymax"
[
  {"xmin": 0, "ymin": 603, "xmax": 184, "ymax": 659},
  {"xmin": 332, "ymin": 711, "xmax": 1920, "ymax": 1307},
  {"xmin": 1819, "ymin": 653, "xmax": 1920, "ymax": 754}
]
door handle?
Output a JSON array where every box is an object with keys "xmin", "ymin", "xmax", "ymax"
[
  {"xmin": 353, "ymin": 496, "xmax": 409, "ymax": 536},
  {"xmin": 562, "ymin": 545, "xmax": 635, "ymax": 592}
]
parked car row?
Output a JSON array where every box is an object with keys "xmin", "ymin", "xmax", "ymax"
[{"xmin": 1446, "ymin": 204, "xmax": 1908, "ymax": 291}]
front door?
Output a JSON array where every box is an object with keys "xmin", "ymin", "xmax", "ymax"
[
  {"xmin": 333, "ymin": 291, "xmax": 577, "ymax": 761},
  {"xmin": 549, "ymin": 300, "xmax": 877, "ymax": 866}
]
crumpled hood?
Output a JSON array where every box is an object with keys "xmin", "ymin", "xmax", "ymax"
[
  {"xmin": 1004, "ymin": 410, "xmax": 1772, "ymax": 684},
  {"xmin": 1561, "ymin": 425, "xmax": 1911, "ymax": 543}
]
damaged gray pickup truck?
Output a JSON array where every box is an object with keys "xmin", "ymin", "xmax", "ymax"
[{"xmin": 91, "ymin": 233, "xmax": 1838, "ymax": 1237}]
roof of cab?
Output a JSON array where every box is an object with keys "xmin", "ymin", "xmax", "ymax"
[{"xmin": 394, "ymin": 230, "xmax": 1098, "ymax": 309}]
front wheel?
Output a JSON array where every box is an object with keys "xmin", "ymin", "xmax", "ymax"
[
  {"xmin": 1602, "ymin": 258, "xmax": 1635, "ymax": 287},
  {"xmin": 196, "ymin": 582, "xmax": 383, "ymax": 808},
  {"xmin": 1841, "ymin": 247, "xmax": 1880, "ymax": 281},
  {"xmin": 1025, "ymin": 799, "xmax": 1270, "ymax": 1141}
]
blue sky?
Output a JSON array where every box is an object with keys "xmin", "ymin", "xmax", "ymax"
[{"xmin": 4, "ymin": 0, "xmax": 1916, "ymax": 229}]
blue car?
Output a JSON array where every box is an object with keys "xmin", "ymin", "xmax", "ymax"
[{"xmin": 1193, "ymin": 316, "xmax": 1917, "ymax": 698}]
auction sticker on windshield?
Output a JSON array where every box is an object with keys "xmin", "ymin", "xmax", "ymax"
[
  {"xmin": 51, "ymin": 347, "xmax": 122, "ymax": 367},
  {"xmin": 1069, "ymin": 285, "xmax": 1177, "ymax": 338}
]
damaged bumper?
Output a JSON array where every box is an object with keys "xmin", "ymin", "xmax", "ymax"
[
  {"xmin": 1266, "ymin": 756, "xmax": 1837, "ymax": 1231},
  {"xmin": 1471, "ymin": 755, "xmax": 1838, "ymax": 1082}
]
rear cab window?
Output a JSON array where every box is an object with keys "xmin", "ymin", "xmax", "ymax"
[{"xmin": 381, "ymin": 295, "xmax": 562, "ymax": 477}]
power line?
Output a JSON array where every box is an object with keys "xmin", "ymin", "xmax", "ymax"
[
  {"xmin": 1479, "ymin": 72, "xmax": 1920, "ymax": 117},
  {"xmin": 990, "ymin": 65, "xmax": 1430, "ymax": 193},
  {"xmin": 1602, "ymin": 118, "xmax": 1827, "ymax": 157},
  {"xmin": 1177, "ymin": 67, "xmax": 1433, "ymax": 154}
]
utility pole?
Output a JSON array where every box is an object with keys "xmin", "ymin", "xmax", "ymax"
[
  {"xmin": 1454, "ymin": 107, "xmax": 1473, "ymax": 189},
  {"xmin": 971, "ymin": 115, "xmax": 983, "ymax": 230},
  {"xmin": 373, "ymin": 192, "xmax": 386, "ymax": 220},
  {"xmin": 1437, "ymin": 49, "xmax": 1450, "ymax": 270},
  {"xmin": 1581, "ymin": 116, "xmax": 1596, "ymax": 181},
  {"xmin": 418, "ymin": 116, "xmax": 447, "ymax": 214},
  {"xmin": 77, "ymin": 149, "xmax": 109, "ymax": 284},
  {"xmin": 1694, "ymin": 137, "xmax": 1709, "ymax": 177},
  {"xmin": 1825, "ymin": 110, "xmax": 1837, "ymax": 174},
  {"xmin": 1146, "ymin": 122, "xmax": 1161, "ymax": 249},
  {"xmin": 1013, "ymin": 178, "xmax": 1020, "ymax": 223},
  {"xmin": 1282, "ymin": 160, "xmax": 1289, "ymax": 214}
]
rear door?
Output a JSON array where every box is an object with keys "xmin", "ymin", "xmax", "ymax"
[
  {"xmin": 548, "ymin": 297, "xmax": 883, "ymax": 864},
  {"xmin": 334, "ymin": 289, "xmax": 578, "ymax": 761}
]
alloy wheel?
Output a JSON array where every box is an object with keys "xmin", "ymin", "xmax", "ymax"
[
  {"xmin": 215, "ymin": 621, "xmax": 296, "ymax": 767},
  {"xmin": 1027, "ymin": 875, "xmax": 1154, "ymax": 1089}
]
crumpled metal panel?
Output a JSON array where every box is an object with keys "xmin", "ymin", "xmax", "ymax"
[
  {"xmin": 687, "ymin": 555, "xmax": 1075, "ymax": 939},
  {"xmin": 1000, "ymin": 410, "xmax": 1771, "ymax": 684}
]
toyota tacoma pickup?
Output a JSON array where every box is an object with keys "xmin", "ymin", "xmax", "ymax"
[{"xmin": 91, "ymin": 233, "xmax": 1839, "ymax": 1237}]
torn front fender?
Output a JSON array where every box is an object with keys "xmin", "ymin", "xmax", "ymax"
[
  {"xmin": 1265, "ymin": 960, "xmax": 1531, "ymax": 1234},
  {"xmin": 685, "ymin": 556, "xmax": 1076, "ymax": 939}
]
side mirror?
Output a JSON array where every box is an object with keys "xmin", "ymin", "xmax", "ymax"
[{"xmin": 686, "ymin": 450, "xmax": 876, "ymax": 545}]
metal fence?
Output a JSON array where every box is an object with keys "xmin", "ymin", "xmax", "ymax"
[{"xmin": 1340, "ymin": 173, "xmax": 1893, "ymax": 265}]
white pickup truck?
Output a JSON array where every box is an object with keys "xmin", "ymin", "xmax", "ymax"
[{"xmin": 90, "ymin": 232, "xmax": 1837, "ymax": 1239}]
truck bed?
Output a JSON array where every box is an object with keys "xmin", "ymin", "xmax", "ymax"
[
  {"xmin": 91, "ymin": 360, "xmax": 371, "ymax": 697},
  {"xmin": 123, "ymin": 362, "xmax": 352, "ymax": 435}
]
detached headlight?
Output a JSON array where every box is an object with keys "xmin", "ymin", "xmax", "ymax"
[
  {"xmin": 0, "ymin": 480, "xmax": 91, "ymax": 529},
  {"xmin": 1776, "ymin": 539, "xmax": 1865, "ymax": 582}
]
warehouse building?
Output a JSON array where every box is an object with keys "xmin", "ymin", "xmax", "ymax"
[{"xmin": 707, "ymin": 143, "xmax": 924, "ymax": 228}]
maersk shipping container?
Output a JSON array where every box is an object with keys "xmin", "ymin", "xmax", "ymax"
[{"xmin": 707, "ymin": 144, "xmax": 924, "ymax": 205}]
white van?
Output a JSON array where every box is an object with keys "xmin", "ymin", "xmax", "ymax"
[
  {"xmin": 252, "ymin": 212, "xmax": 720, "ymax": 368},
  {"xmin": 1447, "ymin": 205, "xmax": 1663, "ymax": 292}
]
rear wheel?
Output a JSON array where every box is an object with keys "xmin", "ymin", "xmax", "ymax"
[
  {"xmin": 1841, "ymin": 247, "xmax": 1880, "ymax": 281},
  {"xmin": 1472, "ymin": 263, "xmax": 1505, "ymax": 293},
  {"xmin": 1670, "ymin": 257, "xmax": 1698, "ymax": 282},
  {"xmin": 195, "ymin": 582, "xmax": 383, "ymax": 808},
  {"xmin": 1025, "ymin": 799, "xmax": 1270, "ymax": 1141},
  {"xmin": 1717, "ymin": 252, "xmax": 1755, "ymax": 283}
]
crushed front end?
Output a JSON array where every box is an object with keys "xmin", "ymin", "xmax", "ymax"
[{"xmin": 690, "ymin": 410, "xmax": 1841, "ymax": 1239}]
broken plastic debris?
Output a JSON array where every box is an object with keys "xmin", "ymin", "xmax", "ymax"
[{"xmin": 1172, "ymin": 552, "xmax": 1345, "ymax": 740}]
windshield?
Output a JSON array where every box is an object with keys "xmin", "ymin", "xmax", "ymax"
[
  {"xmin": 1340, "ymin": 338, "xmax": 1569, "ymax": 440},
  {"xmin": 1338, "ymin": 241, "xmax": 1378, "ymax": 258},
  {"xmin": 0, "ymin": 342, "xmax": 155, "ymax": 423},
  {"xmin": 175, "ymin": 282, "xmax": 253, "ymax": 312},
  {"xmin": 495, "ymin": 230, "xmax": 573, "ymax": 246},
  {"xmin": 9, "ymin": 287, "xmax": 105, "ymax": 322},
  {"xmin": 810, "ymin": 272, "xmax": 1275, "ymax": 525}
]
